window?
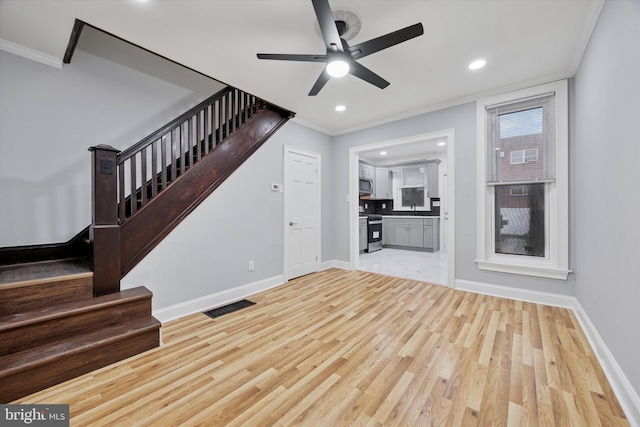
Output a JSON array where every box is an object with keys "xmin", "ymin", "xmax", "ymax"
[
  {"xmin": 510, "ymin": 149, "xmax": 538, "ymax": 165},
  {"xmin": 402, "ymin": 187, "xmax": 425, "ymax": 207},
  {"xmin": 509, "ymin": 185, "xmax": 529, "ymax": 197},
  {"xmin": 392, "ymin": 165, "xmax": 429, "ymax": 211},
  {"xmin": 476, "ymin": 80, "xmax": 570, "ymax": 280}
]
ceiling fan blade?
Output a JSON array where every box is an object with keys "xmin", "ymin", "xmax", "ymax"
[
  {"xmin": 348, "ymin": 23, "xmax": 424, "ymax": 60},
  {"xmin": 311, "ymin": 0, "xmax": 343, "ymax": 52},
  {"xmin": 308, "ymin": 69, "xmax": 331, "ymax": 96},
  {"xmin": 257, "ymin": 53, "xmax": 326, "ymax": 62},
  {"xmin": 350, "ymin": 62, "xmax": 390, "ymax": 89}
]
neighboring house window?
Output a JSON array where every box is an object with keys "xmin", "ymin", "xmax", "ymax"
[
  {"xmin": 476, "ymin": 80, "xmax": 570, "ymax": 280},
  {"xmin": 510, "ymin": 149, "xmax": 538, "ymax": 165},
  {"xmin": 509, "ymin": 185, "xmax": 529, "ymax": 197}
]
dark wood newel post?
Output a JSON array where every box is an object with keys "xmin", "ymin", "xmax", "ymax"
[{"xmin": 89, "ymin": 144, "xmax": 121, "ymax": 296}]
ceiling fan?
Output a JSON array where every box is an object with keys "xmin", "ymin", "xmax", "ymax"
[{"xmin": 257, "ymin": 0, "xmax": 424, "ymax": 96}]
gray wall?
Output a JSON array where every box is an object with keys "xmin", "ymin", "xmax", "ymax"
[
  {"xmin": 332, "ymin": 102, "xmax": 576, "ymax": 296},
  {"xmin": 573, "ymin": 0, "xmax": 640, "ymax": 395},
  {"xmin": 0, "ymin": 43, "xmax": 223, "ymax": 246},
  {"xmin": 121, "ymin": 120, "xmax": 333, "ymax": 311}
]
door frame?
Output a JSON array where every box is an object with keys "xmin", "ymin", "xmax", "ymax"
[
  {"xmin": 348, "ymin": 129, "xmax": 456, "ymax": 288},
  {"xmin": 283, "ymin": 145, "xmax": 322, "ymax": 281}
]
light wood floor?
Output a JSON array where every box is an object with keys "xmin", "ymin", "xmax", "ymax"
[{"xmin": 15, "ymin": 268, "xmax": 629, "ymax": 426}]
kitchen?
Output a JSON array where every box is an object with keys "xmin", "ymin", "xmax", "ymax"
[{"xmin": 356, "ymin": 138, "xmax": 448, "ymax": 285}]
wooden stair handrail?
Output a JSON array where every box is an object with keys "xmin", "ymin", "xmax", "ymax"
[
  {"xmin": 113, "ymin": 87, "xmax": 269, "ymax": 225},
  {"xmin": 117, "ymin": 87, "xmax": 232, "ymax": 163},
  {"xmin": 89, "ymin": 87, "xmax": 293, "ymax": 296}
]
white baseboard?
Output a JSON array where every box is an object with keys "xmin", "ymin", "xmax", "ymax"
[
  {"xmin": 454, "ymin": 279, "xmax": 576, "ymax": 308},
  {"xmin": 454, "ymin": 278, "xmax": 640, "ymax": 426},
  {"xmin": 0, "ymin": 39, "xmax": 63, "ymax": 69},
  {"xmin": 572, "ymin": 301, "xmax": 640, "ymax": 427},
  {"xmin": 152, "ymin": 274, "xmax": 284, "ymax": 324},
  {"xmin": 154, "ymin": 263, "xmax": 353, "ymax": 323},
  {"xmin": 320, "ymin": 259, "xmax": 351, "ymax": 271},
  {"xmin": 152, "ymin": 272, "xmax": 638, "ymax": 424}
]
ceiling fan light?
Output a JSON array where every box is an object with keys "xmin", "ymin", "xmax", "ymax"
[{"xmin": 326, "ymin": 60, "xmax": 350, "ymax": 78}]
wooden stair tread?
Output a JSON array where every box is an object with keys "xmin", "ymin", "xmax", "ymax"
[
  {"xmin": 0, "ymin": 287, "xmax": 153, "ymax": 332},
  {"xmin": 0, "ymin": 258, "xmax": 91, "ymax": 287},
  {"xmin": 0, "ymin": 316, "xmax": 160, "ymax": 378}
]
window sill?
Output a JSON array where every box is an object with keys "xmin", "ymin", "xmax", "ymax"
[{"xmin": 476, "ymin": 259, "xmax": 571, "ymax": 280}]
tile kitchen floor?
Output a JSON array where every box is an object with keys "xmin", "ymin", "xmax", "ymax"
[{"xmin": 358, "ymin": 248, "xmax": 448, "ymax": 285}]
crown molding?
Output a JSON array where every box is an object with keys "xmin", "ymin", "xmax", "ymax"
[{"xmin": 0, "ymin": 39, "xmax": 62, "ymax": 69}]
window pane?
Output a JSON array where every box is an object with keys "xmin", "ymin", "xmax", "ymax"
[
  {"xmin": 402, "ymin": 166, "xmax": 424, "ymax": 186},
  {"xmin": 495, "ymin": 183, "xmax": 545, "ymax": 257},
  {"xmin": 402, "ymin": 187, "xmax": 424, "ymax": 207},
  {"xmin": 486, "ymin": 94, "xmax": 556, "ymax": 184},
  {"xmin": 500, "ymin": 108, "xmax": 542, "ymax": 138}
]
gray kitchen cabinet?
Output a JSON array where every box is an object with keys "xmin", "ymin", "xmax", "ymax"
[
  {"xmin": 423, "ymin": 217, "xmax": 440, "ymax": 252},
  {"xmin": 408, "ymin": 223, "xmax": 424, "ymax": 248},
  {"xmin": 394, "ymin": 223, "xmax": 408, "ymax": 246},
  {"xmin": 359, "ymin": 218, "xmax": 367, "ymax": 252},
  {"xmin": 426, "ymin": 160, "xmax": 440, "ymax": 198},
  {"xmin": 384, "ymin": 216, "xmax": 440, "ymax": 251},
  {"xmin": 383, "ymin": 218, "xmax": 394, "ymax": 245},
  {"xmin": 423, "ymin": 225, "xmax": 434, "ymax": 249},
  {"xmin": 394, "ymin": 218, "xmax": 424, "ymax": 248},
  {"xmin": 374, "ymin": 167, "xmax": 390, "ymax": 199}
]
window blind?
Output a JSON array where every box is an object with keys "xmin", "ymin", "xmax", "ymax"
[{"xmin": 486, "ymin": 93, "xmax": 556, "ymax": 184}]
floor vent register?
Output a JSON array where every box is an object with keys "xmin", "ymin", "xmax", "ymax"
[{"xmin": 203, "ymin": 299, "xmax": 256, "ymax": 319}]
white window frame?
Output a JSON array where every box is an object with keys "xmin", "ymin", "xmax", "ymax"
[
  {"xmin": 476, "ymin": 80, "xmax": 570, "ymax": 280},
  {"xmin": 392, "ymin": 165, "xmax": 430, "ymax": 211}
]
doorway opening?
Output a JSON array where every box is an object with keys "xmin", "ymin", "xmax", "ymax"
[{"xmin": 348, "ymin": 130, "xmax": 455, "ymax": 287}]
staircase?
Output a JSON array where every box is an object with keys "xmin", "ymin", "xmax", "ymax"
[
  {"xmin": 0, "ymin": 86, "xmax": 293, "ymax": 402},
  {"xmin": 0, "ymin": 261, "xmax": 159, "ymax": 402}
]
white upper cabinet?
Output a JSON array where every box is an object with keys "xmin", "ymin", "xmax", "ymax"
[
  {"xmin": 374, "ymin": 167, "xmax": 390, "ymax": 199},
  {"xmin": 358, "ymin": 162, "xmax": 375, "ymax": 180}
]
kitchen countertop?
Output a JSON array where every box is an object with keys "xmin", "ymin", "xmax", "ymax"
[{"xmin": 382, "ymin": 215, "xmax": 440, "ymax": 219}]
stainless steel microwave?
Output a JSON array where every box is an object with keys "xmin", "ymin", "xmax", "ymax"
[{"xmin": 359, "ymin": 178, "xmax": 373, "ymax": 195}]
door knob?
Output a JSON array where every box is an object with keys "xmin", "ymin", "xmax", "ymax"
[{"xmin": 289, "ymin": 221, "xmax": 298, "ymax": 226}]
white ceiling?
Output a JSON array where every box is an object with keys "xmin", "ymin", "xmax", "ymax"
[
  {"xmin": 0, "ymin": 0, "xmax": 603, "ymax": 136},
  {"xmin": 358, "ymin": 138, "xmax": 447, "ymax": 164}
]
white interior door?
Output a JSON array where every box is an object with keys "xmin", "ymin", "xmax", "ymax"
[{"xmin": 285, "ymin": 148, "xmax": 320, "ymax": 280}]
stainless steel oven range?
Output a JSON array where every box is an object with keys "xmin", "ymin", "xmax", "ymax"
[{"xmin": 367, "ymin": 214, "xmax": 383, "ymax": 253}]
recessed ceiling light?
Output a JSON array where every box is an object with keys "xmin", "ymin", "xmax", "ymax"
[
  {"xmin": 335, "ymin": 105, "xmax": 346, "ymax": 112},
  {"xmin": 380, "ymin": 151, "xmax": 387, "ymax": 156},
  {"xmin": 438, "ymin": 142, "xmax": 446, "ymax": 146},
  {"xmin": 469, "ymin": 59, "xmax": 486, "ymax": 70}
]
